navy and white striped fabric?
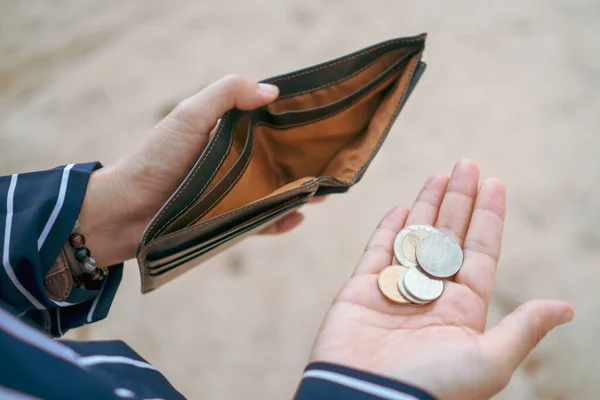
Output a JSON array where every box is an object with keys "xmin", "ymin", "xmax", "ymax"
[
  {"xmin": 0, "ymin": 163, "xmax": 436, "ymax": 400},
  {"xmin": 0, "ymin": 162, "xmax": 122, "ymax": 337},
  {"xmin": 296, "ymin": 363, "xmax": 436, "ymax": 400}
]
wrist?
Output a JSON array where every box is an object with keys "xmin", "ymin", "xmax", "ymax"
[{"xmin": 78, "ymin": 166, "xmax": 142, "ymax": 266}]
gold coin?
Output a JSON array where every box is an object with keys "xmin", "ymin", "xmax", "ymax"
[
  {"xmin": 401, "ymin": 230, "xmax": 431, "ymax": 264},
  {"xmin": 378, "ymin": 265, "xmax": 410, "ymax": 304},
  {"xmin": 393, "ymin": 224, "xmax": 438, "ymax": 268}
]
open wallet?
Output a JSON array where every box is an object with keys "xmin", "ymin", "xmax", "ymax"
[{"xmin": 136, "ymin": 33, "xmax": 427, "ymax": 293}]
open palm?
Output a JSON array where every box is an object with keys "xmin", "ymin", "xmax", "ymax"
[{"xmin": 310, "ymin": 160, "xmax": 573, "ymax": 400}]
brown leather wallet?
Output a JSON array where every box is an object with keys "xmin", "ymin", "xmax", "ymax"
[{"xmin": 136, "ymin": 34, "xmax": 427, "ymax": 293}]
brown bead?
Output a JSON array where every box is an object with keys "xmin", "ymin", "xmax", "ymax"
[
  {"xmin": 69, "ymin": 233, "xmax": 86, "ymax": 248},
  {"xmin": 89, "ymin": 270, "xmax": 101, "ymax": 281}
]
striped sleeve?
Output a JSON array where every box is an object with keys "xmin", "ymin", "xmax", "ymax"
[
  {"xmin": 0, "ymin": 163, "xmax": 123, "ymax": 337},
  {"xmin": 295, "ymin": 362, "xmax": 437, "ymax": 400},
  {"xmin": 0, "ymin": 307, "xmax": 184, "ymax": 399}
]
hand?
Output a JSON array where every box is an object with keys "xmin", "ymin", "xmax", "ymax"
[
  {"xmin": 78, "ymin": 75, "xmax": 309, "ymax": 266},
  {"xmin": 309, "ymin": 160, "xmax": 574, "ymax": 400}
]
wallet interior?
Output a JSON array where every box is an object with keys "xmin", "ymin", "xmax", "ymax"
[{"xmin": 186, "ymin": 46, "xmax": 421, "ymax": 227}]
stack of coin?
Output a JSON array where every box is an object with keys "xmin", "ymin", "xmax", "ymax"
[{"xmin": 377, "ymin": 224, "xmax": 464, "ymax": 306}]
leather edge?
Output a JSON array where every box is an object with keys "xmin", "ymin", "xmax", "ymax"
[{"xmin": 138, "ymin": 180, "xmax": 318, "ymax": 293}]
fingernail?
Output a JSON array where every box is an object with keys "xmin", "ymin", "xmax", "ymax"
[
  {"xmin": 258, "ymin": 83, "xmax": 279, "ymax": 96},
  {"xmin": 556, "ymin": 309, "xmax": 574, "ymax": 325}
]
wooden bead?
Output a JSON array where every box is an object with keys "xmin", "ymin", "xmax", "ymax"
[{"xmin": 69, "ymin": 233, "xmax": 86, "ymax": 248}]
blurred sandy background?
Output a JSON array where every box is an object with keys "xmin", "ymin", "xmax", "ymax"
[{"xmin": 2, "ymin": 1, "xmax": 599, "ymax": 399}]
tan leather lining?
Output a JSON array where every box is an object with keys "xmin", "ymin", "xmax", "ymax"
[
  {"xmin": 194, "ymin": 53, "xmax": 418, "ymax": 225},
  {"xmin": 268, "ymin": 48, "xmax": 409, "ymax": 113},
  {"xmin": 324, "ymin": 56, "xmax": 420, "ymax": 181}
]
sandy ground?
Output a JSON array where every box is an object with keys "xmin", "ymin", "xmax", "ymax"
[{"xmin": 2, "ymin": 1, "xmax": 600, "ymax": 399}]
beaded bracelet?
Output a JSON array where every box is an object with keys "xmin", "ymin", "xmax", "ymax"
[{"xmin": 68, "ymin": 221, "xmax": 107, "ymax": 281}]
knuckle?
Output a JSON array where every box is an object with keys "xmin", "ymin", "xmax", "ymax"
[
  {"xmin": 170, "ymin": 97, "xmax": 196, "ymax": 118},
  {"xmin": 363, "ymin": 242, "xmax": 389, "ymax": 254},
  {"xmin": 516, "ymin": 303, "xmax": 548, "ymax": 346},
  {"xmin": 219, "ymin": 73, "xmax": 246, "ymax": 88},
  {"xmin": 464, "ymin": 236, "xmax": 500, "ymax": 262},
  {"xmin": 395, "ymin": 205, "xmax": 410, "ymax": 218},
  {"xmin": 447, "ymin": 188, "xmax": 476, "ymax": 202},
  {"xmin": 415, "ymin": 197, "xmax": 441, "ymax": 210},
  {"xmin": 436, "ymin": 224, "xmax": 463, "ymax": 242}
]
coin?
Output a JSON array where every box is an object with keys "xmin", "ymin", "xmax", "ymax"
[
  {"xmin": 416, "ymin": 232, "xmax": 464, "ymax": 278},
  {"xmin": 393, "ymin": 224, "xmax": 438, "ymax": 268},
  {"xmin": 403, "ymin": 266, "xmax": 444, "ymax": 302},
  {"xmin": 397, "ymin": 270, "xmax": 429, "ymax": 305},
  {"xmin": 378, "ymin": 266, "xmax": 411, "ymax": 304}
]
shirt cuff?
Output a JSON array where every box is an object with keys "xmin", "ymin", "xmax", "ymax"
[
  {"xmin": 0, "ymin": 162, "xmax": 123, "ymax": 337},
  {"xmin": 295, "ymin": 362, "xmax": 437, "ymax": 400}
]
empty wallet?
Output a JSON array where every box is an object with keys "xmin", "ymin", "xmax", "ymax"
[{"xmin": 136, "ymin": 33, "xmax": 427, "ymax": 293}]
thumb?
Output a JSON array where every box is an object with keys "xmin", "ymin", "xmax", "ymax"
[
  {"xmin": 161, "ymin": 74, "xmax": 279, "ymax": 141},
  {"xmin": 481, "ymin": 299, "xmax": 574, "ymax": 374},
  {"xmin": 125, "ymin": 75, "xmax": 278, "ymax": 186}
]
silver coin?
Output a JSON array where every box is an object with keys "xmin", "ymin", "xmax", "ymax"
[
  {"xmin": 397, "ymin": 270, "xmax": 429, "ymax": 305},
  {"xmin": 393, "ymin": 224, "xmax": 438, "ymax": 268},
  {"xmin": 416, "ymin": 233, "xmax": 464, "ymax": 278},
  {"xmin": 403, "ymin": 266, "xmax": 444, "ymax": 302}
]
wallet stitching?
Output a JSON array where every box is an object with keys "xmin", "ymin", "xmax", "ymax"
[
  {"xmin": 350, "ymin": 52, "xmax": 422, "ymax": 182},
  {"xmin": 148, "ymin": 196, "xmax": 309, "ymax": 274},
  {"xmin": 147, "ymin": 119, "xmax": 235, "ymax": 242},
  {"xmin": 269, "ymin": 37, "xmax": 423, "ymax": 84},
  {"xmin": 144, "ymin": 181, "xmax": 316, "ymax": 250},
  {"xmin": 188, "ymin": 148, "xmax": 254, "ymax": 226},
  {"xmin": 274, "ymin": 50, "xmax": 407, "ymax": 101}
]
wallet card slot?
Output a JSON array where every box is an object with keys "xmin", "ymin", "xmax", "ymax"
[
  {"xmin": 262, "ymin": 50, "xmax": 414, "ymax": 127},
  {"xmin": 141, "ymin": 108, "xmax": 244, "ymax": 243},
  {"xmin": 146, "ymin": 193, "xmax": 310, "ymax": 275},
  {"xmin": 254, "ymin": 62, "xmax": 405, "ymax": 183},
  {"xmin": 265, "ymin": 34, "xmax": 425, "ymax": 103},
  {"xmin": 267, "ymin": 47, "xmax": 415, "ymax": 115},
  {"xmin": 160, "ymin": 113, "xmax": 257, "ymax": 235},
  {"xmin": 144, "ymin": 179, "xmax": 316, "ymax": 261}
]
